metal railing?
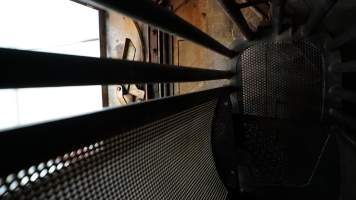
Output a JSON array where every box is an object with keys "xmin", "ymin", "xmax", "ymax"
[
  {"xmin": 0, "ymin": 0, "xmax": 265, "ymax": 89},
  {"xmin": 0, "ymin": 48, "xmax": 233, "ymax": 89},
  {"xmin": 0, "ymin": 0, "xmax": 262, "ymax": 179}
]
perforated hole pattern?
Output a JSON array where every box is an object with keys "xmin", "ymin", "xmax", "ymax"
[
  {"xmin": 241, "ymin": 39, "xmax": 322, "ymax": 119},
  {"xmin": 242, "ymin": 119, "xmax": 286, "ymax": 185},
  {"xmin": 0, "ymin": 100, "xmax": 227, "ymax": 200}
]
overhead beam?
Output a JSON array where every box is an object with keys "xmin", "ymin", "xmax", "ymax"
[
  {"xmin": 0, "ymin": 48, "xmax": 234, "ymax": 89},
  {"xmin": 75, "ymin": 0, "xmax": 237, "ymax": 58}
]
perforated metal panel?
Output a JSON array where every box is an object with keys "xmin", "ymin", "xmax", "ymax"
[
  {"xmin": 238, "ymin": 39, "xmax": 324, "ymax": 187},
  {"xmin": 241, "ymin": 117, "xmax": 287, "ymax": 185},
  {"xmin": 240, "ymin": 39, "xmax": 322, "ymax": 119},
  {"xmin": 0, "ymin": 100, "xmax": 227, "ymax": 200}
]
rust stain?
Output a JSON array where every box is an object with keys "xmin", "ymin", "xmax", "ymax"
[
  {"xmin": 106, "ymin": 12, "xmax": 145, "ymax": 106},
  {"xmin": 171, "ymin": 0, "xmax": 236, "ymax": 94},
  {"xmin": 106, "ymin": 11, "xmax": 144, "ymax": 62}
]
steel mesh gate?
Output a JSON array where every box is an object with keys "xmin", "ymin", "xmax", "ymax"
[{"xmin": 0, "ymin": 0, "xmax": 250, "ymax": 199}]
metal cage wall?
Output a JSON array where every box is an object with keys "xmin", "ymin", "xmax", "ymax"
[
  {"xmin": 0, "ymin": 0, "xmax": 243, "ymax": 199},
  {"xmin": 1, "ymin": 0, "xmax": 356, "ymax": 199}
]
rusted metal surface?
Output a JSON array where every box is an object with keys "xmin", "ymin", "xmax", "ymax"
[
  {"xmin": 216, "ymin": 0, "xmax": 255, "ymax": 40},
  {"xmin": 101, "ymin": 0, "xmax": 265, "ymax": 96},
  {"xmin": 105, "ymin": 11, "xmax": 145, "ymax": 106},
  {"xmin": 147, "ymin": 2, "xmax": 175, "ymax": 98},
  {"xmin": 105, "ymin": 12, "xmax": 144, "ymax": 61},
  {"xmin": 99, "ymin": 10, "xmax": 109, "ymax": 107},
  {"xmin": 147, "ymin": 27, "xmax": 162, "ymax": 99},
  {"xmin": 238, "ymin": 0, "xmax": 271, "ymax": 22},
  {"xmin": 77, "ymin": 0, "xmax": 236, "ymax": 57},
  {"xmin": 171, "ymin": 0, "xmax": 267, "ymax": 95},
  {"xmin": 172, "ymin": 0, "xmax": 233, "ymax": 94}
]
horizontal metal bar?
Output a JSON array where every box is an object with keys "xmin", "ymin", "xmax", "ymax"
[
  {"xmin": 329, "ymin": 86, "xmax": 356, "ymax": 103},
  {"xmin": 326, "ymin": 27, "xmax": 356, "ymax": 50},
  {"xmin": 329, "ymin": 60, "xmax": 356, "ymax": 72},
  {"xmin": 217, "ymin": 0, "xmax": 254, "ymax": 40},
  {"xmin": 76, "ymin": 0, "xmax": 236, "ymax": 58},
  {"xmin": 0, "ymin": 48, "xmax": 234, "ymax": 89},
  {"xmin": 329, "ymin": 108, "xmax": 356, "ymax": 131},
  {"xmin": 0, "ymin": 86, "xmax": 234, "ymax": 177}
]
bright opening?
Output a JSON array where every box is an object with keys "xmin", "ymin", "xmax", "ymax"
[{"xmin": 0, "ymin": 0, "xmax": 103, "ymax": 130}]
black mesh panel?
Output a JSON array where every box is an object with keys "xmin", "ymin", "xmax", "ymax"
[
  {"xmin": 241, "ymin": 39, "xmax": 322, "ymax": 120},
  {"xmin": 0, "ymin": 100, "xmax": 227, "ymax": 200},
  {"xmin": 238, "ymin": 39, "xmax": 325, "ymax": 187}
]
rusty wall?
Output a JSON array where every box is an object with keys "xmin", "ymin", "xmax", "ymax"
[
  {"xmin": 103, "ymin": 0, "xmax": 265, "ymax": 98},
  {"xmin": 105, "ymin": 11, "xmax": 146, "ymax": 106},
  {"xmin": 171, "ymin": 0, "xmax": 262, "ymax": 94},
  {"xmin": 171, "ymin": 0, "xmax": 236, "ymax": 94}
]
